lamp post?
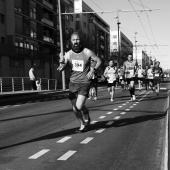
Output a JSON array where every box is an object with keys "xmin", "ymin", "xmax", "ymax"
[
  {"xmin": 117, "ymin": 21, "xmax": 121, "ymax": 66},
  {"xmin": 134, "ymin": 32, "xmax": 138, "ymax": 66}
]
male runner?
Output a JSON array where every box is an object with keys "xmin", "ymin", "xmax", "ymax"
[
  {"xmin": 136, "ymin": 65, "xmax": 144, "ymax": 91},
  {"xmin": 104, "ymin": 60, "xmax": 117, "ymax": 102},
  {"xmin": 58, "ymin": 32, "xmax": 101, "ymax": 132},
  {"xmin": 152, "ymin": 61, "xmax": 163, "ymax": 96},
  {"xmin": 123, "ymin": 53, "xmax": 137, "ymax": 101},
  {"xmin": 147, "ymin": 65, "xmax": 154, "ymax": 92}
]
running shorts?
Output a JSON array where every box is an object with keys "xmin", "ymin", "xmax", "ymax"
[{"xmin": 107, "ymin": 80, "xmax": 116, "ymax": 87}]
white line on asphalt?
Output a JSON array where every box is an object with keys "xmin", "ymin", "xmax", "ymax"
[
  {"xmin": 13, "ymin": 105, "xmax": 20, "ymax": 107},
  {"xmin": 136, "ymin": 102, "xmax": 139, "ymax": 103},
  {"xmin": 113, "ymin": 108, "xmax": 118, "ymax": 111},
  {"xmin": 80, "ymin": 137, "xmax": 94, "ymax": 144},
  {"xmin": 99, "ymin": 116, "xmax": 106, "ymax": 119},
  {"xmin": 0, "ymin": 106, "xmax": 8, "ymax": 109},
  {"xmin": 29, "ymin": 149, "xmax": 50, "ymax": 159},
  {"xmin": 120, "ymin": 112, "xmax": 126, "ymax": 115},
  {"xmin": 106, "ymin": 121, "xmax": 114, "ymax": 125},
  {"xmin": 95, "ymin": 128, "xmax": 105, "ymax": 133},
  {"xmin": 114, "ymin": 116, "xmax": 121, "ymax": 120},
  {"xmin": 122, "ymin": 104, "xmax": 126, "ymax": 105},
  {"xmin": 118, "ymin": 106, "xmax": 123, "ymax": 108},
  {"xmin": 106, "ymin": 112, "xmax": 113, "ymax": 114},
  {"xmin": 129, "ymin": 106, "xmax": 134, "ymax": 108},
  {"xmin": 126, "ymin": 102, "xmax": 129, "ymax": 103},
  {"xmin": 90, "ymin": 121, "xmax": 98, "ymax": 124},
  {"xmin": 57, "ymin": 150, "xmax": 77, "ymax": 161},
  {"xmin": 125, "ymin": 109, "xmax": 130, "ymax": 111},
  {"xmin": 133, "ymin": 104, "xmax": 137, "ymax": 105},
  {"xmin": 57, "ymin": 136, "xmax": 72, "ymax": 143}
]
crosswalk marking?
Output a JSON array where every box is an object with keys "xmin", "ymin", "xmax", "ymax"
[
  {"xmin": 95, "ymin": 128, "xmax": 105, "ymax": 133},
  {"xmin": 57, "ymin": 136, "xmax": 72, "ymax": 143},
  {"xmin": 80, "ymin": 137, "xmax": 93, "ymax": 144},
  {"xmin": 114, "ymin": 116, "xmax": 121, "ymax": 120},
  {"xmin": 29, "ymin": 149, "xmax": 50, "ymax": 159},
  {"xmin": 57, "ymin": 150, "xmax": 77, "ymax": 161}
]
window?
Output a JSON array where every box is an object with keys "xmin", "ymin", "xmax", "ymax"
[
  {"xmin": 76, "ymin": 21, "xmax": 80, "ymax": 30},
  {"xmin": 69, "ymin": 1, "xmax": 73, "ymax": 8},
  {"xmin": 83, "ymin": 10, "xmax": 86, "ymax": 16},
  {"xmin": 1, "ymin": 37, "xmax": 5, "ymax": 44},
  {"xmin": 70, "ymin": 15, "xmax": 73, "ymax": 21},
  {"xmin": 0, "ymin": 14, "xmax": 5, "ymax": 24},
  {"xmin": 83, "ymin": 22, "xmax": 86, "ymax": 28},
  {"xmin": 76, "ymin": 14, "xmax": 80, "ymax": 18},
  {"xmin": 30, "ymin": 8, "xmax": 36, "ymax": 19}
]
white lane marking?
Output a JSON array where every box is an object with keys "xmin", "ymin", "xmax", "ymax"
[
  {"xmin": 29, "ymin": 149, "xmax": 50, "ymax": 159},
  {"xmin": 126, "ymin": 102, "xmax": 129, "ymax": 103},
  {"xmin": 80, "ymin": 137, "xmax": 93, "ymax": 144},
  {"xmin": 90, "ymin": 121, "xmax": 98, "ymax": 124},
  {"xmin": 113, "ymin": 108, "xmax": 118, "ymax": 111},
  {"xmin": 138, "ymin": 99, "xmax": 143, "ymax": 101},
  {"xmin": 125, "ymin": 109, "xmax": 130, "ymax": 111},
  {"xmin": 13, "ymin": 105, "xmax": 20, "ymax": 107},
  {"xmin": 136, "ymin": 102, "xmax": 139, "ymax": 103},
  {"xmin": 114, "ymin": 116, "xmax": 121, "ymax": 120},
  {"xmin": 57, "ymin": 136, "xmax": 72, "ymax": 143},
  {"xmin": 0, "ymin": 106, "xmax": 8, "ymax": 109},
  {"xmin": 95, "ymin": 128, "xmax": 105, "ymax": 133},
  {"xmin": 106, "ymin": 121, "xmax": 114, "ymax": 125},
  {"xmin": 133, "ymin": 104, "xmax": 137, "ymax": 105},
  {"xmin": 118, "ymin": 106, "xmax": 123, "ymax": 108},
  {"xmin": 57, "ymin": 150, "xmax": 77, "ymax": 161},
  {"xmin": 129, "ymin": 106, "xmax": 134, "ymax": 108},
  {"xmin": 106, "ymin": 112, "xmax": 113, "ymax": 115},
  {"xmin": 122, "ymin": 104, "xmax": 126, "ymax": 105},
  {"xmin": 120, "ymin": 112, "xmax": 126, "ymax": 115},
  {"xmin": 99, "ymin": 116, "xmax": 106, "ymax": 119}
]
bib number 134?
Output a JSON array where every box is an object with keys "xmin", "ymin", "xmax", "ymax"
[{"xmin": 72, "ymin": 60, "xmax": 84, "ymax": 72}]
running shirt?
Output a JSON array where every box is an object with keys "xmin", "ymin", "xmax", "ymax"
[
  {"xmin": 137, "ymin": 68, "xmax": 144, "ymax": 78},
  {"xmin": 104, "ymin": 66, "xmax": 117, "ymax": 83},
  {"xmin": 153, "ymin": 67, "xmax": 163, "ymax": 79},
  {"xmin": 118, "ymin": 68, "xmax": 124, "ymax": 80},
  {"xmin": 64, "ymin": 48, "xmax": 92, "ymax": 83},
  {"xmin": 147, "ymin": 68, "xmax": 154, "ymax": 79},
  {"xmin": 123, "ymin": 60, "xmax": 136, "ymax": 78}
]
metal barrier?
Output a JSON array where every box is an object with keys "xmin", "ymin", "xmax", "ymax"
[{"xmin": 0, "ymin": 77, "xmax": 57, "ymax": 93}]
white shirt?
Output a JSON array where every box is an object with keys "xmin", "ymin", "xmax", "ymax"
[{"xmin": 29, "ymin": 68, "xmax": 36, "ymax": 80}]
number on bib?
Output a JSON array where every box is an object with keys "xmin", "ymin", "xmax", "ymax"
[{"xmin": 72, "ymin": 60, "xmax": 84, "ymax": 72}]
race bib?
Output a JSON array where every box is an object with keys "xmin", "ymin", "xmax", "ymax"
[
  {"xmin": 128, "ymin": 70, "xmax": 134, "ymax": 75},
  {"xmin": 155, "ymin": 73, "xmax": 159, "ymax": 77},
  {"xmin": 72, "ymin": 60, "xmax": 84, "ymax": 72}
]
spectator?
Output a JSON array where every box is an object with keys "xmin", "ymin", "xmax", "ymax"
[{"xmin": 29, "ymin": 64, "xmax": 37, "ymax": 90}]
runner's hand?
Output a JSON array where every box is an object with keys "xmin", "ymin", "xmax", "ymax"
[{"xmin": 57, "ymin": 63, "xmax": 65, "ymax": 72}]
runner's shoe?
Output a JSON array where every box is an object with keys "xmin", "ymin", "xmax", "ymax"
[
  {"xmin": 132, "ymin": 95, "xmax": 136, "ymax": 101},
  {"xmin": 94, "ymin": 96, "xmax": 98, "ymax": 100},
  {"xmin": 111, "ymin": 98, "xmax": 114, "ymax": 102}
]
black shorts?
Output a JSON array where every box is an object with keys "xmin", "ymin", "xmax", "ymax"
[
  {"xmin": 148, "ymin": 79, "xmax": 154, "ymax": 83},
  {"xmin": 153, "ymin": 78, "xmax": 161, "ymax": 85},
  {"xmin": 107, "ymin": 81, "xmax": 116, "ymax": 87},
  {"xmin": 138, "ymin": 77, "xmax": 143, "ymax": 81},
  {"xmin": 125, "ymin": 77, "xmax": 135, "ymax": 84},
  {"xmin": 90, "ymin": 78, "xmax": 97, "ymax": 87}
]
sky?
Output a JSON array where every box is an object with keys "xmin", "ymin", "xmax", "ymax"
[{"xmin": 83, "ymin": 0, "xmax": 170, "ymax": 70}]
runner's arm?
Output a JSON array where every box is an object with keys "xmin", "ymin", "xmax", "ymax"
[{"xmin": 57, "ymin": 52, "xmax": 69, "ymax": 72}]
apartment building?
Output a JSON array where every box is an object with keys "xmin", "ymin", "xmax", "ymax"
[
  {"xmin": 0, "ymin": 0, "xmax": 110, "ymax": 87},
  {"xmin": 110, "ymin": 30, "xmax": 133, "ymax": 66}
]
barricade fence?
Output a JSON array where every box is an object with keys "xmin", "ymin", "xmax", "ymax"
[{"xmin": 0, "ymin": 77, "xmax": 57, "ymax": 93}]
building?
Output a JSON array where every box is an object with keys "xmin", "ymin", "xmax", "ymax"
[
  {"xmin": 0, "ymin": 0, "xmax": 110, "ymax": 88},
  {"xmin": 0, "ymin": 0, "xmax": 58, "ymax": 79},
  {"xmin": 110, "ymin": 30, "xmax": 133, "ymax": 66}
]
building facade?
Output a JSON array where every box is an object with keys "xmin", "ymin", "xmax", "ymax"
[
  {"xmin": 110, "ymin": 30, "xmax": 133, "ymax": 66},
  {"xmin": 0, "ymin": 0, "xmax": 110, "ymax": 88}
]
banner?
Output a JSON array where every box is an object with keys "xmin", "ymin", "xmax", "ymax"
[{"xmin": 74, "ymin": 0, "xmax": 82, "ymax": 13}]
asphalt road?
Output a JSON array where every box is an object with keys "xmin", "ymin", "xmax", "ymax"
[{"xmin": 0, "ymin": 83, "xmax": 169, "ymax": 170}]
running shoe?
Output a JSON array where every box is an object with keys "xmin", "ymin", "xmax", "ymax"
[
  {"xmin": 75, "ymin": 125, "xmax": 87, "ymax": 133},
  {"xmin": 88, "ymin": 96, "xmax": 92, "ymax": 100},
  {"xmin": 94, "ymin": 96, "xmax": 98, "ymax": 100},
  {"xmin": 111, "ymin": 98, "xmax": 114, "ymax": 102}
]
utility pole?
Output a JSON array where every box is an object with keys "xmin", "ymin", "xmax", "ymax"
[
  {"xmin": 134, "ymin": 32, "xmax": 138, "ymax": 66},
  {"xmin": 58, "ymin": 0, "xmax": 66, "ymax": 90},
  {"xmin": 117, "ymin": 9, "xmax": 121, "ymax": 67}
]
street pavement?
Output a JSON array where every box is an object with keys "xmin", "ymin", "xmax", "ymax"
[{"xmin": 0, "ymin": 83, "xmax": 169, "ymax": 170}]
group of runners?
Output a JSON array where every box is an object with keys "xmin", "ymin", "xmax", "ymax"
[{"xmin": 57, "ymin": 31, "xmax": 163, "ymax": 133}]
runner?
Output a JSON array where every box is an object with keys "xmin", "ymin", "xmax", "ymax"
[
  {"xmin": 118, "ymin": 65, "xmax": 125, "ymax": 90},
  {"xmin": 104, "ymin": 60, "xmax": 118, "ymax": 102},
  {"xmin": 147, "ymin": 65, "xmax": 154, "ymax": 92},
  {"xmin": 123, "ymin": 53, "xmax": 137, "ymax": 101},
  {"xmin": 136, "ymin": 65, "xmax": 144, "ymax": 91},
  {"xmin": 152, "ymin": 61, "xmax": 163, "ymax": 96},
  {"xmin": 57, "ymin": 32, "xmax": 101, "ymax": 132}
]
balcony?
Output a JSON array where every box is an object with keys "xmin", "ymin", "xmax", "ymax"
[
  {"xmin": 42, "ymin": 18, "xmax": 54, "ymax": 27},
  {"xmin": 43, "ymin": 0, "xmax": 53, "ymax": 10}
]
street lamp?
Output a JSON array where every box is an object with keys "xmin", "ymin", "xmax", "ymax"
[
  {"xmin": 117, "ymin": 21, "xmax": 121, "ymax": 66},
  {"xmin": 134, "ymin": 32, "xmax": 138, "ymax": 66}
]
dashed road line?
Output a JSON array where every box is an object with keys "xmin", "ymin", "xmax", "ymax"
[
  {"xmin": 113, "ymin": 108, "xmax": 118, "ymax": 111},
  {"xmin": 122, "ymin": 103, "xmax": 127, "ymax": 105},
  {"xmin": 106, "ymin": 112, "xmax": 113, "ymax": 115},
  {"xmin": 57, "ymin": 150, "xmax": 77, "ymax": 161},
  {"xmin": 118, "ymin": 106, "xmax": 123, "ymax": 108},
  {"xmin": 125, "ymin": 109, "xmax": 130, "ymax": 111},
  {"xmin": 114, "ymin": 116, "xmax": 121, "ymax": 120},
  {"xmin": 0, "ymin": 106, "xmax": 8, "ymax": 109},
  {"xmin": 120, "ymin": 112, "xmax": 126, "ymax": 115},
  {"xmin": 90, "ymin": 121, "xmax": 98, "ymax": 124},
  {"xmin": 57, "ymin": 136, "xmax": 72, "ymax": 143},
  {"xmin": 99, "ymin": 116, "xmax": 106, "ymax": 119},
  {"xmin": 133, "ymin": 104, "xmax": 137, "ymax": 105},
  {"xmin": 129, "ymin": 106, "xmax": 134, "ymax": 108},
  {"xmin": 29, "ymin": 149, "xmax": 50, "ymax": 159},
  {"xmin": 95, "ymin": 128, "xmax": 105, "ymax": 133},
  {"xmin": 80, "ymin": 137, "xmax": 93, "ymax": 144},
  {"xmin": 106, "ymin": 121, "xmax": 114, "ymax": 125}
]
